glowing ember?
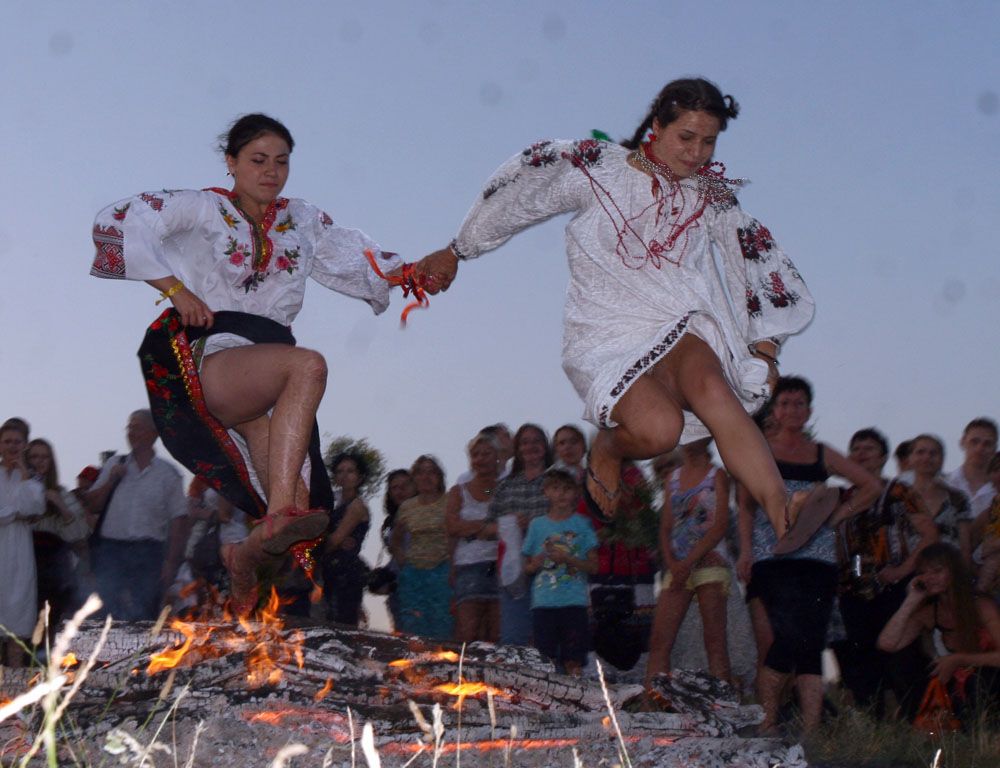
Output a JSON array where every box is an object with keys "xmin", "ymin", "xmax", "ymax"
[
  {"xmin": 388, "ymin": 650, "xmax": 460, "ymax": 668},
  {"xmin": 434, "ymin": 681, "xmax": 508, "ymax": 709},
  {"xmin": 59, "ymin": 653, "xmax": 79, "ymax": 668},
  {"xmin": 384, "ymin": 738, "xmax": 581, "ymax": 755},
  {"xmin": 243, "ymin": 707, "xmax": 352, "ymax": 743}
]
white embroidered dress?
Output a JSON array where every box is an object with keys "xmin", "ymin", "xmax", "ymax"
[{"xmin": 452, "ymin": 140, "xmax": 815, "ymax": 440}]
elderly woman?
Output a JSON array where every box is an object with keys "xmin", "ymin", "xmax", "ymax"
[
  {"xmin": 446, "ymin": 431, "xmax": 503, "ymax": 643},
  {"xmin": 419, "ymin": 77, "xmax": 815, "ymax": 542},
  {"xmin": 391, "ymin": 455, "xmax": 452, "ymax": 639},
  {"xmin": 0, "ymin": 422, "xmax": 44, "ymax": 666},
  {"xmin": 91, "ymin": 114, "xmax": 437, "ymax": 613},
  {"xmin": 878, "ymin": 543, "xmax": 1000, "ymax": 726}
]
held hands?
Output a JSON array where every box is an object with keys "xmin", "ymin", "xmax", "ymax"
[
  {"xmin": 668, "ymin": 560, "xmax": 693, "ymax": 590},
  {"xmin": 412, "ymin": 246, "xmax": 459, "ymax": 294}
]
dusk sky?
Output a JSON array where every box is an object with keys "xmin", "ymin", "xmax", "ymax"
[{"xmin": 3, "ymin": 2, "xmax": 998, "ymax": 617}]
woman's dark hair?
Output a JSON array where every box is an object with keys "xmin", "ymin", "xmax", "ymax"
[
  {"xmin": 382, "ymin": 468, "xmax": 412, "ymax": 537},
  {"xmin": 622, "ymin": 77, "xmax": 739, "ymax": 150},
  {"xmin": 330, "ymin": 451, "xmax": 371, "ymax": 485},
  {"xmin": 894, "ymin": 439, "xmax": 913, "ymax": 464},
  {"xmin": 220, "ymin": 113, "xmax": 295, "ymax": 158},
  {"xmin": 915, "ymin": 543, "xmax": 979, "ymax": 653},
  {"xmin": 771, "ymin": 375, "xmax": 814, "ymax": 406},
  {"xmin": 850, "ymin": 428, "xmax": 889, "ymax": 458},
  {"xmin": 510, "ymin": 423, "xmax": 553, "ymax": 476},
  {"xmin": 912, "ymin": 433, "xmax": 945, "ymax": 457},
  {"xmin": 988, "ymin": 452, "xmax": 1000, "ymax": 475},
  {"xmin": 411, "ymin": 454, "xmax": 446, "ymax": 495},
  {"xmin": 553, "ymin": 424, "xmax": 587, "ymax": 448}
]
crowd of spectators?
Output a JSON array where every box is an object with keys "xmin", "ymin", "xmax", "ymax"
[{"xmin": 2, "ymin": 383, "xmax": 998, "ymax": 737}]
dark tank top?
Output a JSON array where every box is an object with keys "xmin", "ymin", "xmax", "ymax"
[{"xmin": 776, "ymin": 443, "xmax": 830, "ymax": 483}]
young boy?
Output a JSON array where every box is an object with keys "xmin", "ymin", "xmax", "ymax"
[{"xmin": 522, "ymin": 468, "xmax": 598, "ymax": 675}]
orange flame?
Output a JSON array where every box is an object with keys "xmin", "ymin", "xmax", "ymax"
[
  {"xmin": 59, "ymin": 653, "xmax": 79, "ymax": 668},
  {"xmin": 314, "ymin": 677, "xmax": 334, "ymax": 702}
]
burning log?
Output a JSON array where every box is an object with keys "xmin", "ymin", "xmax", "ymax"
[{"xmin": 1, "ymin": 601, "xmax": 806, "ymax": 767}]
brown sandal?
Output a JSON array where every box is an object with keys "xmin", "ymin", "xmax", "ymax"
[
  {"xmin": 255, "ymin": 507, "xmax": 329, "ymax": 556},
  {"xmin": 583, "ymin": 458, "xmax": 621, "ymax": 521},
  {"xmin": 772, "ymin": 485, "xmax": 840, "ymax": 555}
]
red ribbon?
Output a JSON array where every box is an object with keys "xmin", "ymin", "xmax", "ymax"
[{"xmin": 365, "ymin": 249, "xmax": 429, "ymax": 327}]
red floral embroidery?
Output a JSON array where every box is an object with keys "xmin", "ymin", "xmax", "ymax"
[
  {"xmin": 521, "ymin": 140, "xmax": 558, "ymax": 167},
  {"xmin": 112, "ymin": 203, "xmax": 130, "ymax": 221},
  {"xmin": 737, "ymin": 220, "xmax": 775, "ymax": 261},
  {"xmin": 320, "ymin": 211, "xmax": 333, "ymax": 227},
  {"xmin": 762, "ymin": 271, "xmax": 799, "ymax": 309},
  {"xmin": 565, "ymin": 138, "xmax": 603, "ymax": 169},
  {"xmin": 140, "ymin": 192, "xmax": 164, "ymax": 211},
  {"xmin": 746, "ymin": 289, "xmax": 762, "ymax": 317}
]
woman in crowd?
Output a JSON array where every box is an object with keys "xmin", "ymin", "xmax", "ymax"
[
  {"xmin": 418, "ymin": 77, "xmax": 815, "ymax": 542},
  {"xmin": 552, "ymin": 424, "xmax": 587, "ymax": 483},
  {"xmin": 646, "ymin": 437, "xmax": 732, "ymax": 687},
  {"xmin": 322, "ymin": 452, "xmax": 372, "ymax": 626},
  {"xmin": 391, "ymin": 456, "xmax": 452, "ymax": 639},
  {"xmin": 490, "ymin": 423, "xmax": 553, "ymax": 645},
  {"xmin": 878, "ymin": 542, "xmax": 1000, "ymax": 726},
  {"xmin": 381, "ymin": 468, "xmax": 416, "ymax": 629},
  {"xmin": 741, "ymin": 376, "xmax": 880, "ymax": 734},
  {"xmin": 91, "ymin": 113, "xmax": 440, "ymax": 613},
  {"xmin": 26, "ymin": 438, "xmax": 90, "ymax": 634},
  {"xmin": 834, "ymin": 428, "xmax": 938, "ymax": 719},
  {"xmin": 446, "ymin": 431, "xmax": 502, "ymax": 643},
  {"xmin": 0, "ymin": 421, "xmax": 44, "ymax": 666},
  {"xmin": 909, "ymin": 434, "xmax": 973, "ymax": 565}
]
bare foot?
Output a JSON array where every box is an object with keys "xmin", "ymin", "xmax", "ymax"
[{"xmin": 255, "ymin": 508, "xmax": 329, "ymax": 556}]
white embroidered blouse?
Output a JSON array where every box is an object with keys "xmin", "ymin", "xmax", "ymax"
[
  {"xmin": 91, "ymin": 188, "xmax": 399, "ymax": 325},
  {"xmin": 452, "ymin": 139, "xmax": 815, "ymax": 439}
]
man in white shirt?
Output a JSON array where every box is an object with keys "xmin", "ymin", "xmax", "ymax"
[
  {"xmin": 946, "ymin": 417, "xmax": 998, "ymax": 521},
  {"xmin": 85, "ymin": 410, "xmax": 189, "ymax": 620}
]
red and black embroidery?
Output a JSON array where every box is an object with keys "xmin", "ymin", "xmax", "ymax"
[
  {"xmin": 320, "ymin": 211, "xmax": 334, "ymax": 227},
  {"xmin": 746, "ymin": 289, "xmax": 763, "ymax": 318},
  {"xmin": 139, "ymin": 192, "xmax": 165, "ymax": 212},
  {"xmin": 761, "ymin": 271, "xmax": 800, "ymax": 309},
  {"xmin": 598, "ymin": 314, "xmax": 691, "ymax": 427},
  {"xmin": 91, "ymin": 224, "xmax": 126, "ymax": 279},
  {"xmin": 521, "ymin": 140, "xmax": 558, "ymax": 168},
  {"xmin": 564, "ymin": 138, "xmax": 603, "ymax": 169},
  {"xmin": 737, "ymin": 220, "xmax": 775, "ymax": 261},
  {"xmin": 112, "ymin": 203, "xmax": 130, "ymax": 221}
]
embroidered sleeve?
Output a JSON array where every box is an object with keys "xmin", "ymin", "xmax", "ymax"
[
  {"xmin": 706, "ymin": 200, "xmax": 815, "ymax": 347},
  {"xmin": 452, "ymin": 139, "xmax": 593, "ymax": 259},
  {"xmin": 90, "ymin": 190, "xmax": 211, "ymax": 281},
  {"xmin": 306, "ymin": 205, "xmax": 401, "ymax": 315}
]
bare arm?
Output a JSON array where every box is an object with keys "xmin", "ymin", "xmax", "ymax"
[
  {"xmin": 877, "ymin": 580, "xmax": 930, "ymax": 652},
  {"xmin": 389, "ymin": 517, "xmax": 407, "ymax": 565},
  {"xmin": 826, "ymin": 445, "xmax": 883, "ymax": 526},
  {"xmin": 326, "ymin": 499, "xmax": 369, "ymax": 552},
  {"xmin": 146, "ymin": 277, "xmax": 214, "ymax": 328},
  {"xmin": 445, "ymin": 486, "xmax": 498, "ymax": 539},
  {"xmin": 679, "ymin": 471, "xmax": 731, "ymax": 568},
  {"xmin": 735, "ymin": 483, "xmax": 756, "ymax": 583}
]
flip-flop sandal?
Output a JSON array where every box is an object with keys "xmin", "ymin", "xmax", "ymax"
[
  {"xmin": 772, "ymin": 485, "xmax": 840, "ymax": 555},
  {"xmin": 256, "ymin": 507, "xmax": 329, "ymax": 556},
  {"xmin": 583, "ymin": 461, "xmax": 620, "ymax": 522}
]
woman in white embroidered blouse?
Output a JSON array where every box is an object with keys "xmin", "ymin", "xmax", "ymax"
[
  {"xmin": 419, "ymin": 78, "xmax": 814, "ymax": 538},
  {"xmin": 91, "ymin": 114, "xmax": 445, "ymax": 612}
]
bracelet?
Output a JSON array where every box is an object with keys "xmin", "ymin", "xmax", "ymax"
[{"xmin": 156, "ymin": 281, "xmax": 185, "ymax": 305}]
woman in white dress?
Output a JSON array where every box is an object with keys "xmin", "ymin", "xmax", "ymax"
[
  {"xmin": 91, "ymin": 114, "xmax": 440, "ymax": 612},
  {"xmin": 0, "ymin": 422, "xmax": 45, "ymax": 666},
  {"xmin": 419, "ymin": 77, "xmax": 814, "ymax": 536}
]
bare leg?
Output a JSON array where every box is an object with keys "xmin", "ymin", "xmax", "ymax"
[
  {"xmin": 201, "ymin": 343, "xmax": 327, "ymax": 514},
  {"xmin": 748, "ymin": 597, "xmax": 773, "ymax": 688},
  {"xmin": 588, "ymin": 375, "xmax": 685, "ymax": 513},
  {"xmin": 644, "ymin": 583, "xmax": 694, "ymax": 689},
  {"xmin": 757, "ymin": 665, "xmax": 788, "ymax": 734},
  {"xmin": 696, "ymin": 582, "xmax": 731, "ymax": 683},
  {"xmin": 650, "ymin": 335, "xmax": 788, "ymax": 536},
  {"xmin": 795, "ymin": 673, "xmax": 825, "ymax": 733}
]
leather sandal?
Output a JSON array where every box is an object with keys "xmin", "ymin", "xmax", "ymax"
[
  {"xmin": 772, "ymin": 484, "xmax": 840, "ymax": 555},
  {"xmin": 255, "ymin": 507, "xmax": 329, "ymax": 556},
  {"xmin": 583, "ymin": 458, "xmax": 621, "ymax": 522}
]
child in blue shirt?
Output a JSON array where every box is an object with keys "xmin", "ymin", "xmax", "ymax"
[{"xmin": 522, "ymin": 467, "xmax": 598, "ymax": 675}]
